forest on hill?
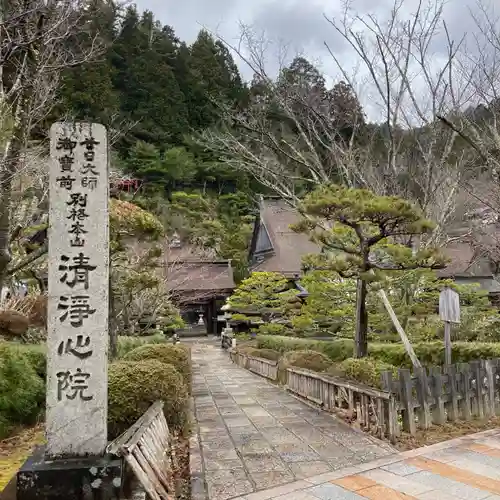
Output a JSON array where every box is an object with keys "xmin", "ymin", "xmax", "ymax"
[
  {"xmin": 1, "ymin": 0, "xmax": 500, "ymax": 317},
  {"xmin": 51, "ymin": 1, "xmax": 370, "ymax": 279}
]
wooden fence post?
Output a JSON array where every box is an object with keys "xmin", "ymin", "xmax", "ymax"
[
  {"xmin": 470, "ymin": 360, "xmax": 485, "ymax": 418},
  {"xmin": 415, "ymin": 367, "xmax": 431, "ymax": 429},
  {"xmin": 458, "ymin": 363, "xmax": 472, "ymax": 421},
  {"xmin": 430, "ymin": 367, "xmax": 446, "ymax": 425},
  {"xmin": 399, "ymin": 369, "xmax": 416, "ymax": 435},
  {"xmin": 444, "ymin": 365, "xmax": 459, "ymax": 421},
  {"xmin": 484, "ymin": 359, "xmax": 496, "ymax": 417}
]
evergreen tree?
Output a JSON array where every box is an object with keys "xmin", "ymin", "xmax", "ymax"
[
  {"xmin": 293, "ymin": 184, "xmax": 445, "ymax": 358},
  {"xmin": 55, "ymin": 0, "xmax": 120, "ymax": 125},
  {"xmin": 111, "ymin": 7, "xmax": 189, "ymax": 151}
]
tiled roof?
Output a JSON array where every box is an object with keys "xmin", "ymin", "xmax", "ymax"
[
  {"xmin": 250, "ymin": 197, "xmax": 498, "ymax": 282},
  {"xmin": 166, "ymin": 260, "xmax": 235, "ymax": 293},
  {"xmin": 250, "ymin": 198, "xmax": 320, "ymax": 277}
]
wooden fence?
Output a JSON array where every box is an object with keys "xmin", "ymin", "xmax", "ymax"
[
  {"xmin": 229, "ymin": 350, "xmax": 278, "ymax": 381},
  {"xmin": 286, "ymin": 367, "xmax": 397, "ymax": 442},
  {"xmin": 381, "ymin": 358, "xmax": 500, "ymax": 435},
  {"xmin": 228, "ymin": 351, "xmax": 500, "ymax": 443}
]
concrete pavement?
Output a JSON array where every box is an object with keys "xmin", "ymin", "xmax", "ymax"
[{"xmin": 233, "ymin": 428, "xmax": 500, "ymax": 500}]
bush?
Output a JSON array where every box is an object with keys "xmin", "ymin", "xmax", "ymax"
[
  {"xmin": 256, "ymin": 324, "xmax": 288, "ymax": 336},
  {"xmin": 258, "ymin": 335, "xmax": 354, "ymax": 361},
  {"xmin": 247, "ymin": 348, "xmax": 281, "ymax": 361},
  {"xmin": 0, "ymin": 344, "xmax": 45, "ymax": 438},
  {"xmin": 259, "ymin": 335, "xmax": 500, "ymax": 367},
  {"xmin": 18, "ymin": 345, "xmax": 47, "ymax": 380},
  {"xmin": 278, "ymin": 349, "xmax": 333, "ymax": 383},
  {"xmin": 116, "ymin": 333, "xmax": 166, "ymax": 358},
  {"xmin": 123, "ymin": 344, "xmax": 191, "ymax": 386},
  {"xmin": 108, "ymin": 360, "xmax": 188, "ymax": 439},
  {"xmin": 0, "ymin": 310, "xmax": 30, "ymax": 338},
  {"xmin": 331, "ymin": 358, "xmax": 397, "ymax": 389}
]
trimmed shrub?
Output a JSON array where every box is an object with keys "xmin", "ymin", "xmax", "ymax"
[
  {"xmin": 259, "ymin": 335, "xmax": 500, "ymax": 368},
  {"xmin": 258, "ymin": 335, "xmax": 354, "ymax": 361},
  {"xmin": 331, "ymin": 358, "xmax": 398, "ymax": 389},
  {"xmin": 116, "ymin": 333, "xmax": 166, "ymax": 358},
  {"xmin": 19, "ymin": 345, "xmax": 47, "ymax": 380},
  {"xmin": 278, "ymin": 349, "xmax": 333, "ymax": 383},
  {"xmin": 108, "ymin": 360, "xmax": 188, "ymax": 439},
  {"xmin": 0, "ymin": 344, "xmax": 45, "ymax": 438},
  {"xmin": 123, "ymin": 344, "xmax": 191, "ymax": 386},
  {"xmin": 0, "ymin": 310, "xmax": 30, "ymax": 338},
  {"xmin": 248, "ymin": 348, "xmax": 281, "ymax": 361}
]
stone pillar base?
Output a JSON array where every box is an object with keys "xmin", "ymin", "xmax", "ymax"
[{"xmin": 16, "ymin": 445, "xmax": 122, "ymax": 500}]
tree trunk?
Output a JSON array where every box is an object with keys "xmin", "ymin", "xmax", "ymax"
[
  {"xmin": 354, "ymin": 278, "xmax": 368, "ymax": 358},
  {"xmin": 0, "ymin": 138, "xmax": 21, "ymax": 291}
]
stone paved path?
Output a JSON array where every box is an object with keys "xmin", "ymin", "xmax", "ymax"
[
  {"xmin": 189, "ymin": 343, "xmax": 395, "ymax": 500},
  {"xmin": 232, "ymin": 428, "xmax": 500, "ymax": 500}
]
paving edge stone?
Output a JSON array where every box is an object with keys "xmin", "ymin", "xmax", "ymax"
[{"xmin": 189, "ymin": 396, "xmax": 208, "ymax": 500}]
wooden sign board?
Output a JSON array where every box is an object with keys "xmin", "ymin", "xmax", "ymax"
[{"xmin": 439, "ymin": 287, "xmax": 460, "ymax": 324}]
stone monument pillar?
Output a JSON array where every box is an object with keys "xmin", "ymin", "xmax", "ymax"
[{"xmin": 17, "ymin": 122, "xmax": 121, "ymax": 500}]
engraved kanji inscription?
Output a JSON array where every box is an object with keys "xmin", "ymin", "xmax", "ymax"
[
  {"xmin": 69, "ymin": 221, "xmax": 87, "ymax": 237},
  {"xmin": 57, "ymin": 335, "xmax": 93, "ymax": 359},
  {"xmin": 80, "ymin": 136, "xmax": 100, "ymax": 150},
  {"xmin": 81, "ymin": 177, "xmax": 98, "ymax": 190},
  {"xmin": 56, "ymin": 175, "xmax": 76, "ymax": 190},
  {"xmin": 59, "ymin": 253, "xmax": 96, "ymax": 289},
  {"xmin": 57, "ymin": 368, "xmax": 93, "ymax": 401},
  {"xmin": 56, "ymin": 137, "xmax": 77, "ymax": 153},
  {"xmin": 67, "ymin": 193, "xmax": 87, "ymax": 207},
  {"xmin": 58, "ymin": 295, "xmax": 96, "ymax": 327},
  {"xmin": 58, "ymin": 155, "xmax": 74, "ymax": 173}
]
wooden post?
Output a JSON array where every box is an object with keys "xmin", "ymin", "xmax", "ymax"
[
  {"xmin": 439, "ymin": 287, "xmax": 460, "ymax": 366},
  {"xmin": 444, "ymin": 322, "xmax": 452, "ymax": 365},
  {"xmin": 484, "ymin": 360, "xmax": 496, "ymax": 417},
  {"xmin": 459, "ymin": 363, "xmax": 472, "ymax": 421},
  {"xmin": 399, "ymin": 369, "xmax": 416, "ymax": 435},
  {"xmin": 444, "ymin": 365, "xmax": 459, "ymax": 421},
  {"xmin": 430, "ymin": 366, "xmax": 446, "ymax": 425},
  {"xmin": 415, "ymin": 367, "xmax": 431, "ymax": 429},
  {"xmin": 378, "ymin": 290, "xmax": 421, "ymax": 369}
]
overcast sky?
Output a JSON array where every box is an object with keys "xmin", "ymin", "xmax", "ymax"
[{"xmin": 135, "ymin": 0, "xmax": 497, "ymax": 120}]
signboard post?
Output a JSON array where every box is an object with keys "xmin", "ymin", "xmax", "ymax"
[{"xmin": 439, "ymin": 287, "xmax": 460, "ymax": 365}]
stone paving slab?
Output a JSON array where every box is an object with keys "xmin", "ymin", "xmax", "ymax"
[
  {"xmin": 234, "ymin": 428, "xmax": 500, "ymax": 500},
  {"xmin": 190, "ymin": 343, "xmax": 394, "ymax": 500}
]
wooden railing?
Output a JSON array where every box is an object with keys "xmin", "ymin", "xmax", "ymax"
[
  {"xmin": 107, "ymin": 401, "xmax": 176, "ymax": 500},
  {"xmin": 286, "ymin": 367, "xmax": 398, "ymax": 442},
  {"xmin": 247, "ymin": 356, "xmax": 278, "ymax": 380},
  {"xmin": 381, "ymin": 359, "xmax": 500, "ymax": 436},
  {"xmin": 229, "ymin": 350, "xmax": 278, "ymax": 381},
  {"xmin": 229, "ymin": 349, "xmax": 248, "ymax": 369}
]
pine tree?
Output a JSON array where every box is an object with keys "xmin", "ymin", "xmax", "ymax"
[{"xmin": 293, "ymin": 184, "xmax": 445, "ymax": 358}]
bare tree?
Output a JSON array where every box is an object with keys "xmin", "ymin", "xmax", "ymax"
[
  {"xmin": 197, "ymin": 0, "xmax": 483, "ymax": 248},
  {"xmin": 0, "ymin": 0, "xmax": 103, "ymax": 290}
]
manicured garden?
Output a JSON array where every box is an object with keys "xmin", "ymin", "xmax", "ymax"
[{"xmin": 0, "ymin": 335, "xmax": 192, "ymax": 495}]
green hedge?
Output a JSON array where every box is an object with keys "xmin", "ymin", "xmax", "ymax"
[
  {"xmin": 116, "ymin": 334, "xmax": 166, "ymax": 358},
  {"xmin": 257, "ymin": 335, "xmax": 500, "ymax": 367},
  {"xmin": 123, "ymin": 344, "xmax": 191, "ymax": 389},
  {"xmin": 0, "ymin": 343, "xmax": 45, "ymax": 438},
  {"xmin": 108, "ymin": 360, "xmax": 188, "ymax": 439},
  {"xmin": 329, "ymin": 358, "xmax": 398, "ymax": 389},
  {"xmin": 257, "ymin": 336, "xmax": 354, "ymax": 361}
]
